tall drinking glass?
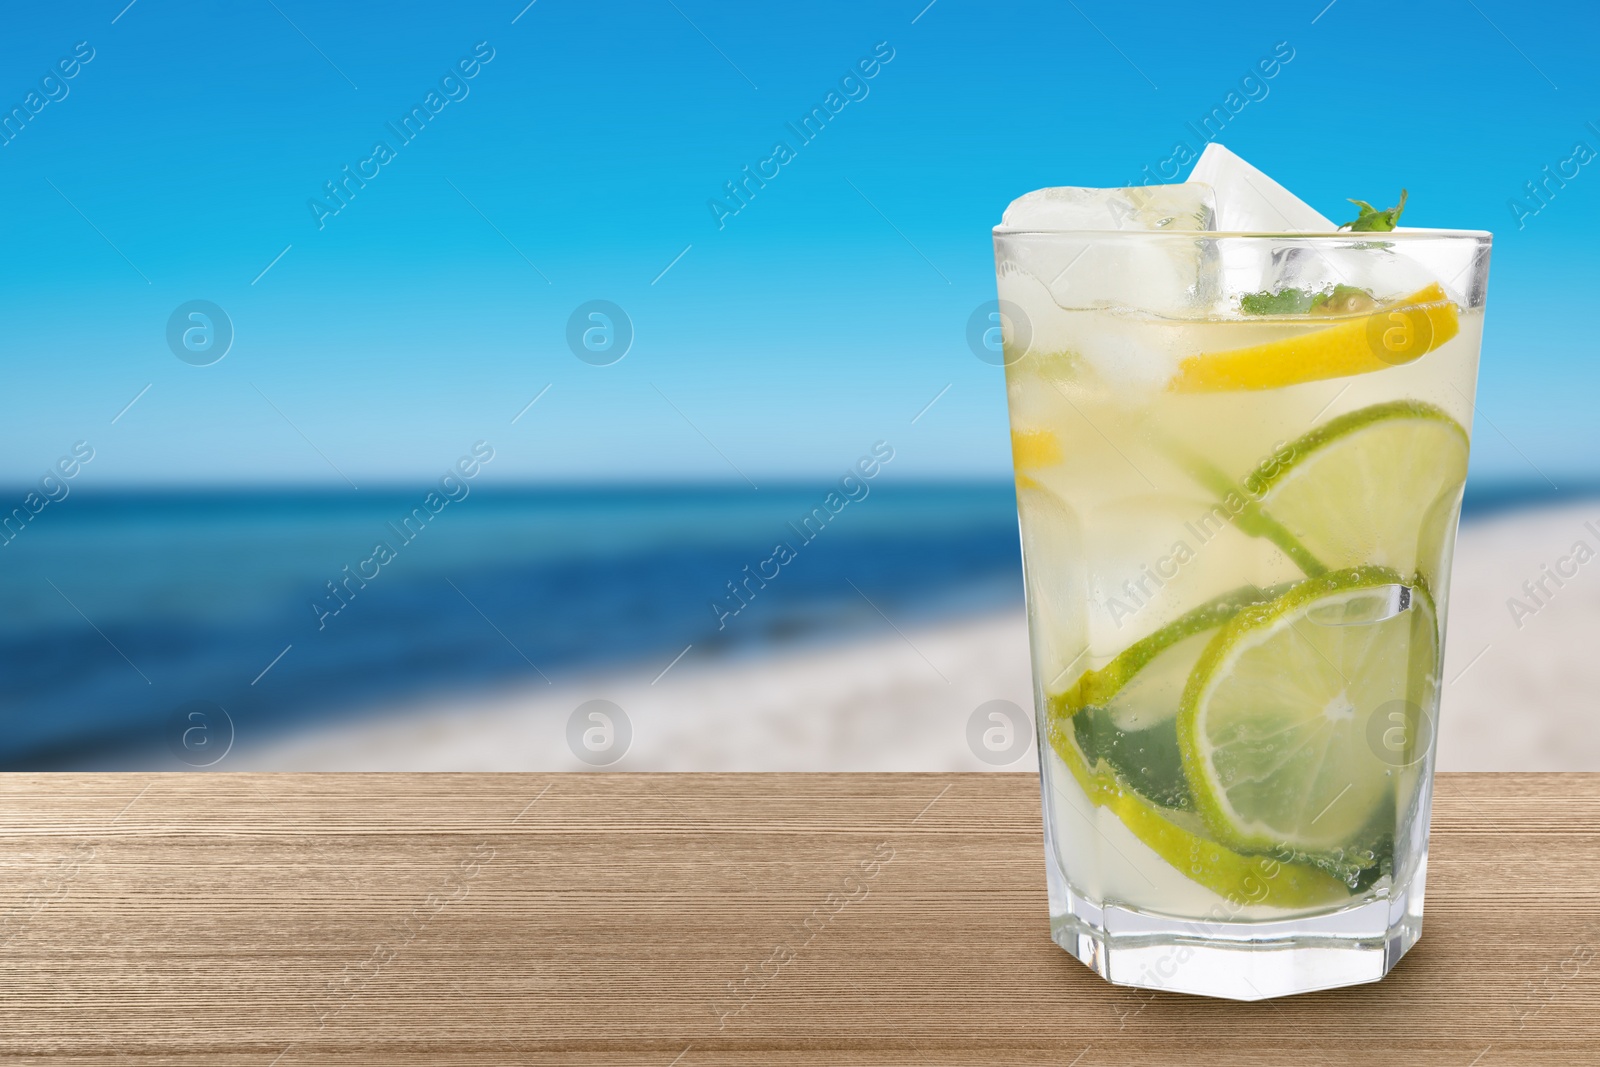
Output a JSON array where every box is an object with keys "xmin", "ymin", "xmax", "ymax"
[{"xmin": 993, "ymin": 227, "xmax": 1491, "ymax": 999}]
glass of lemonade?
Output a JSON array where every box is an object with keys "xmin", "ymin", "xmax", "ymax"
[{"xmin": 994, "ymin": 171, "xmax": 1491, "ymax": 999}]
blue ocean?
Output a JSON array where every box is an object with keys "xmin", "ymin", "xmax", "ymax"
[
  {"xmin": 0, "ymin": 478, "xmax": 1582, "ymax": 769},
  {"xmin": 0, "ymin": 482, "xmax": 1025, "ymax": 768}
]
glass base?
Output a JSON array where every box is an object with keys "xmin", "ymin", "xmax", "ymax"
[{"xmin": 1046, "ymin": 855, "xmax": 1426, "ymax": 1000}]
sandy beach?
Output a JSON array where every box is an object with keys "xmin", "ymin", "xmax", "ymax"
[{"xmin": 234, "ymin": 500, "xmax": 1600, "ymax": 773}]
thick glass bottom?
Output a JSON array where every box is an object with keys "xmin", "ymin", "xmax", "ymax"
[{"xmin": 1045, "ymin": 850, "xmax": 1427, "ymax": 1000}]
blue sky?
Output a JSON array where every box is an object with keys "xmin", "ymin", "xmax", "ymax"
[{"xmin": 2, "ymin": 0, "xmax": 1596, "ymax": 486}]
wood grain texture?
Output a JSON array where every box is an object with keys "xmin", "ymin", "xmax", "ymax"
[{"xmin": 0, "ymin": 772, "xmax": 1592, "ymax": 1065}]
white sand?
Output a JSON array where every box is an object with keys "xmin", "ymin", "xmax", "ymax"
[
  {"xmin": 1433, "ymin": 501, "xmax": 1600, "ymax": 771},
  {"xmin": 235, "ymin": 502, "xmax": 1600, "ymax": 773}
]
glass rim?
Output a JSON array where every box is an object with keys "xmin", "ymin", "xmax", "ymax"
[{"xmin": 991, "ymin": 225, "xmax": 1492, "ymax": 241}]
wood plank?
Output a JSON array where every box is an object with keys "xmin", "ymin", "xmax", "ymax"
[{"xmin": 0, "ymin": 772, "xmax": 1591, "ymax": 1065}]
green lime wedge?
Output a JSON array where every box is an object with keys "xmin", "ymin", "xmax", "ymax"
[
  {"xmin": 1047, "ymin": 719, "xmax": 1350, "ymax": 909},
  {"xmin": 1051, "ymin": 584, "xmax": 1290, "ymax": 811},
  {"xmin": 1178, "ymin": 566, "xmax": 1439, "ymax": 856},
  {"xmin": 1045, "ymin": 583, "xmax": 1356, "ymax": 905},
  {"xmin": 1247, "ymin": 400, "xmax": 1470, "ymax": 581},
  {"xmin": 1054, "ymin": 584, "xmax": 1292, "ymax": 722},
  {"xmin": 1155, "ymin": 436, "xmax": 1328, "ymax": 577}
]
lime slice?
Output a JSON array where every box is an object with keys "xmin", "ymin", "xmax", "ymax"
[
  {"xmin": 1045, "ymin": 582, "xmax": 1354, "ymax": 905},
  {"xmin": 1154, "ymin": 434, "xmax": 1328, "ymax": 577},
  {"xmin": 1055, "ymin": 584, "xmax": 1290, "ymax": 722},
  {"xmin": 1178, "ymin": 566, "xmax": 1438, "ymax": 855},
  {"xmin": 1170, "ymin": 283, "xmax": 1460, "ymax": 393},
  {"xmin": 1047, "ymin": 718, "xmax": 1349, "ymax": 909},
  {"xmin": 1248, "ymin": 400, "xmax": 1469, "ymax": 581},
  {"xmin": 1052, "ymin": 585, "xmax": 1289, "ymax": 811}
]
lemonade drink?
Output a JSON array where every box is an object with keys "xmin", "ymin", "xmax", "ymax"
[{"xmin": 995, "ymin": 164, "xmax": 1491, "ymax": 999}]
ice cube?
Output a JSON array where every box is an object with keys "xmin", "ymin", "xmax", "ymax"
[
  {"xmin": 996, "ymin": 183, "xmax": 1217, "ymax": 313},
  {"xmin": 1186, "ymin": 144, "xmax": 1438, "ymax": 305},
  {"xmin": 1000, "ymin": 183, "xmax": 1216, "ymax": 232},
  {"xmin": 1184, "ymin": 144, "xmax": 1328, "ymax": 299},
  {"xmin": 1187, "ymin": 143, "xmax": 1332, "ymax": 232},
  {"xmin": 1265, "ymin": 234, "xmax": 1439, "ymax": 306}
]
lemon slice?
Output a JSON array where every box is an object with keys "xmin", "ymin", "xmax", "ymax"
[
  {"xmin": 1249, "ymin": 401, "xmax": 1469, "ymax": 580},
  {"xmin": 1177, "ymin": 566, "xmax": 1438, "ymax": 855},
  {"xmin": 1011, "ymin": 428, "xmax": 1061, "ymax": 470},
  {"xmin": 1171, "ymin": 283, "xmax": 1460, "ymax": 392}
]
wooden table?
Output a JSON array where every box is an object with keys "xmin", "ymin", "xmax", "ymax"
[{"xmin": 0, "ymin": 772, "xmax": 1592, "ymax": 1065}]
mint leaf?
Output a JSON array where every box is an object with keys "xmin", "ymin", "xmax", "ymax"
[
  {"xmin": 1241, "ymin": 284, "xmax": 1375, "ymax": 316},
  {"xmin": 1240, "ymin": 289, "xmax": 1315, "ymax": 315},
  {"xmin": 1339, "ymin": 190, "xmax": 1408, "ymax": 232}
]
